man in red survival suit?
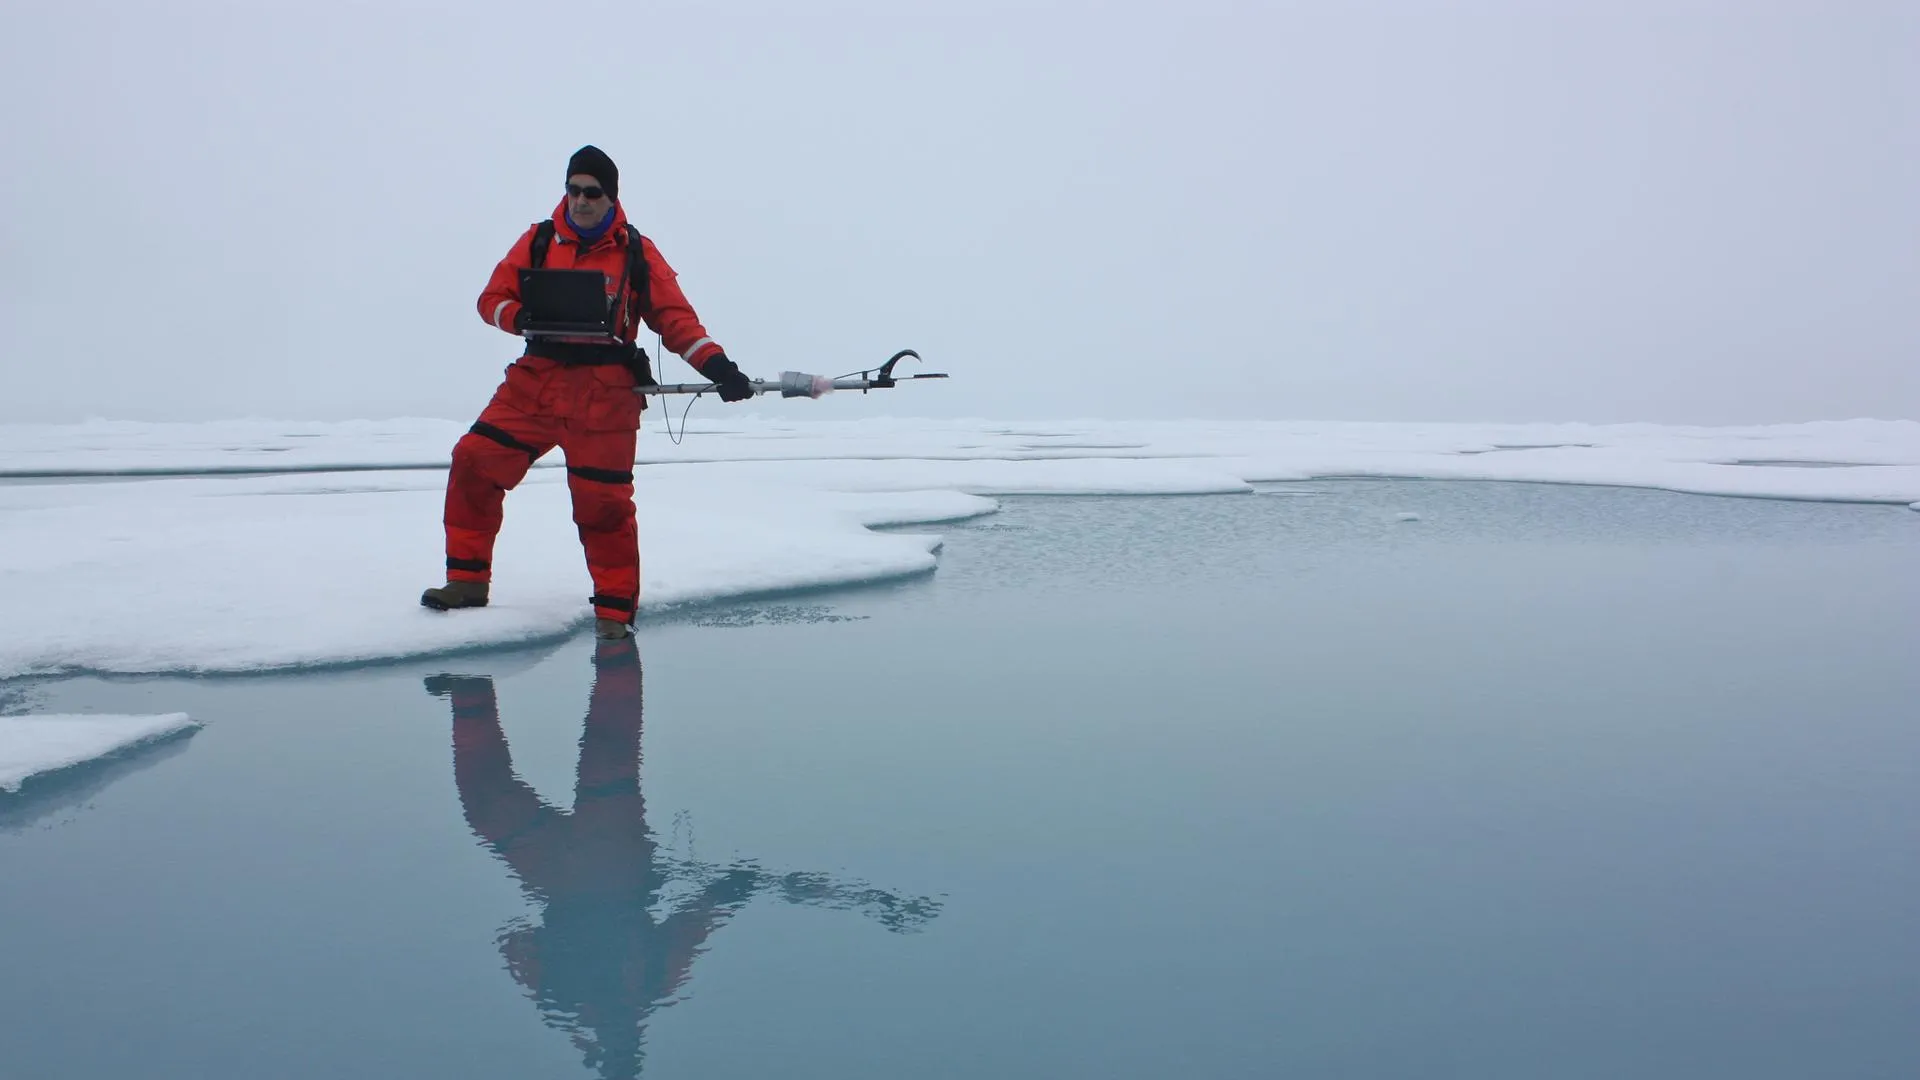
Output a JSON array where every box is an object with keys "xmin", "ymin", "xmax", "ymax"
[{"xmin": 422, "ymin": 145, "xmax": 756, "ymax": 639}]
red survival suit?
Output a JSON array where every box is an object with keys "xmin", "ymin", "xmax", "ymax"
[{"xmin": 444, "ymin": 199, "xmax": 728, "ymax": 625}]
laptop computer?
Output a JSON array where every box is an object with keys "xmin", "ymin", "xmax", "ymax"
[{"xmin": 517, "ymin": 268, "xmax": 616, "ymax": 338}]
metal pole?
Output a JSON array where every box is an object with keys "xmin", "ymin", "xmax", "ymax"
[{"xmin": 637, "ymin": 372, "xmax": 947, "ymax": 397}]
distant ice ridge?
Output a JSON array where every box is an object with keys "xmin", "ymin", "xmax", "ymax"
[
  {"xmin": 0, "ymin": 714, "xmax": 198, "ymax": 792},
  {"xmin": 0, "ymin": 416, "xmax": 1915, "ymax": 680}
]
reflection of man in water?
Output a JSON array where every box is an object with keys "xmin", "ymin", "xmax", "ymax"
[{"xmin": 427, "ymin": 638, "xmax": 938, "ymax": 1079}]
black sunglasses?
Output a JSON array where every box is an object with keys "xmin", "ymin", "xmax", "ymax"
[{"xmin": 566, "ymin": 183, "xmax": 607, "ymax": 200}]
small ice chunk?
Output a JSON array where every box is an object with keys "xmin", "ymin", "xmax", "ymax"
[
  {"xmin": 1395, "ymin": 512, "xmax": 1421, "ymax": 522},
  {"xmin": 0, "ymin": 713, "xmax": 198, "ymax": 792}
]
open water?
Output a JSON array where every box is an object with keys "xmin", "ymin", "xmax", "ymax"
[{"xmin": 2, "ymin": 481, "xmax": 1916, "ymax": 1078}]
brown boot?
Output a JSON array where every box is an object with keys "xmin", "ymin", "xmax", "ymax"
[
  {"xmin": 594, "ymin": 618, "xmax": 631, "ymax": 640},
  {"xmin": 421, "ymin": 581, "xmax": 489, "ymax": 611}
]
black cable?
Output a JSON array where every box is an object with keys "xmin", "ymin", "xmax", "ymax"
[
  {"xmin": 655, "ymin": 330, "xmax": 701, "ymax": 446},
  {"xmin": 665, "ymin": 389, "xmax": 703, "ymax": 446}
]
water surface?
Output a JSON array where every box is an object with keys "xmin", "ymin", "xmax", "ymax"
[{"xmin": 3, "ymin": 481, "xmax": 1916, "ymax": 1078}]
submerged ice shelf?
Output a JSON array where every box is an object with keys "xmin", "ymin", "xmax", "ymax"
[{"xmin": 0, "ymin": 713, "xmax": 199, "ymax": 794}]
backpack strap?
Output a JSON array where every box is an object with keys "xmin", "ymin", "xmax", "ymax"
[
  {"xmin": 622, "ymin": 226, "xmax": 657, "ymax": 389},
  {"xmin": 624, "ymin": 225, "xmax": 651, "ymax": 320},
  {"xmin": 528, "ymin": 219, "xmax": 555, "ymax": 268}
]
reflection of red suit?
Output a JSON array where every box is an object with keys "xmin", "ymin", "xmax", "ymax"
[{"xmin": 438, "ymin": 641, "xmax": 753, "ymax": 1080}]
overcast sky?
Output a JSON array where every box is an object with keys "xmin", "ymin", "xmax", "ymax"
[{"xmin": 2, "ymin": 1, "xmax": 1913, "ymax": 426}]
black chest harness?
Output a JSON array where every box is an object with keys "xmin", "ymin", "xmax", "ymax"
[{"xmin": 521, "ymin": 219, "xmax": 656, "ymax": 385}]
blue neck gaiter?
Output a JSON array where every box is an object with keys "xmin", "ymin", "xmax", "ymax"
[{"xmin": 567, "ymin": 202, "xmax": 618, "ymax": 245}]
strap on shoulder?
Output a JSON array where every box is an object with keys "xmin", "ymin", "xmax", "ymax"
[
  {"xmin": 624, "ymin": 225, "xmax": 651, "ymax": 318},
  {"xmin": 528, "ymin": 219, "xmax": 555, "ymax": 268}
]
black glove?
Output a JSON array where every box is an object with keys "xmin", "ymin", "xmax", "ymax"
[{"xmin": 702, "ymin": 353, "xmax": 755, "ymax": 402}]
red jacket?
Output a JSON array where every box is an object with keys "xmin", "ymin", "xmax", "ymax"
[{"xmin": 477, "ymin": 199, "xmax": 725, "ymax": 374}]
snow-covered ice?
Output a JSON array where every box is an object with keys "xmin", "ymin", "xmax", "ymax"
[
  {"xmin": 1, "ymin": 415, "xmax": 1915, "ymax": 682},
  {"xmin": 0, "ymin": 469, "xmax": 979, "ymax": 678},
  {"xmin": 0, "ymin": 713, "xmax": 198, "ymax": 793}
]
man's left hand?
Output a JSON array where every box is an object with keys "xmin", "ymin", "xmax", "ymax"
[{"xmin": 702, "ymin": 354, "xmax": 756, "ymax": 403}]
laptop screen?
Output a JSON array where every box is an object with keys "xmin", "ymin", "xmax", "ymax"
[{"xmin": 518, "ymin": 269, "xmax": 613, "ymax": 333}]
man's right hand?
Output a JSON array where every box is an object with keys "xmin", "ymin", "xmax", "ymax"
[{"xmin": 702, "ymin": 354, "xmax": 756, "ymax": 402}]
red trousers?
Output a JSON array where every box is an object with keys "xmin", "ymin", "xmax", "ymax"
[{"xmin": 444, "ymin": 357, "xmax": 643, "ymax": 624}]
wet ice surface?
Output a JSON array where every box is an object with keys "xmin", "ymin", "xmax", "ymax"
[{"xmin": 2, "ymin": 481, "xmax": 1917, "ymax": 1079}]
